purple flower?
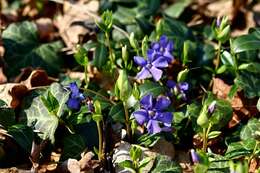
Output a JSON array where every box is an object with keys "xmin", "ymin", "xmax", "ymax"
[
  {"xmin": 208, "ymin": 100, "xmax": 217, "ymax": 114},
  {"xmin": 134, "ymin": 35, "xmax": 174, "ymax": 81},
  {"xmin": 190, "ymin": 149, "xmax": 200, "ymax": 164},
  {"xmin": 132, "ymin": 94, "xmax": 173, "ymax": 134},
  {"xmin": 66, "ymin": 82, "xmax": 85, "ymax": 111},
  {"xmin": 151, "ymin": 35, "xmax": 174, "ymax": 63},
  {"xmin": 166, "ymin": 80, "xmax": 189, "ymax": 100}
]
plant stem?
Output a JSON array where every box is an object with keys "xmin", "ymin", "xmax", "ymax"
[
  {"xmin": 248, "ymin": 141, "xmax": 259, "ymax": 166},
  {"xmin": 215, "ymin": 41, "xmax": 222, "ymax": 70},
  {"xmin": 202, "ymin": 123, "xmax": 212, "ymax": 152},
  {"xmin": 96, "ymin": 121, "xmax": 103, "ymax": 161},
  {"xmin": 84, "ymin": 64, "xmax": 89, "ymax": 87},
  {"xmin": 123, "ymin": 102, "xmax": 132, "ymax": 142},
  {"xmin": 105, "ymin": 32, "xmax": 115, "ymax": 65},
  {"xmin": 82, "ymin": 88, "xmax": 116, "ymax": 105}
]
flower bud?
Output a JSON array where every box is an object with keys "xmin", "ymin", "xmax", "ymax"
[{"xmin": 116, "ymin": 69, "xmax": 132, "ymax": 101}]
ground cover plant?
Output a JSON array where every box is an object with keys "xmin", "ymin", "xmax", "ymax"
[{"xmin": 0, "ymin": 0, "xmax": 260, "ymax": 172}]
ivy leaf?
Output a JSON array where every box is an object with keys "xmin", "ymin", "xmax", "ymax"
[
  {"xmin": 231, "ymin": 30, "xmax": 260, "ymax": 53},
  {"xmin": 225, "ymin": 139, "xmax": 258, "ymax": 159},
  {"xmin": 61, "ymin": 134, "xmax": 86, "ymax": 161},
  {"xmin": 240, "ymin": 118, "xmax": 260, "ymax": 141},
  {"xmin": 139, "ymin": 81, "xmax": 166, "ymax": 98},
  {"xmin": 25, "ymin": 83, "xmax": 70, "ymax": 143},
  {"xmin": 151, "ymin": 155, "xmax": 182, "ymax": 173},
  {"xmin": 235, "ymin": 72, "xmax": 260, "ymax": 98},
  {"xmin": 8, "ymin": 124, "xmax": 33, "ymax": 153},
  {"xmin": 2, "ymin": 21, "xmax": 63, "ymax": 77}
]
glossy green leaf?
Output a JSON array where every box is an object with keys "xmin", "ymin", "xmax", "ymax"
[
  {"xmin": 221, "ymin": 51, "xmax": 235, "ymax": 67},
  {"xmin": 139, "ymin": 81, "xmax": 166, "ymax": 98},
  {"xmin": 2, "ymin": 21, "xmax": 63, "ymax": 77},
  {"xmin": 8, "ymin": 124, "xmax": 33, "ymax": 153},
  {"xmin": 61, "ymin": 134, "xmax": 86, "ymax": 161},
  {"xmin": 74, "ymin": 46, "xmax": 88, "ymax": 66},
  {"xmin": 108, "ymin": 102, "xmax": 125, "ymax": 123},
  {"xmin": 232, "ymin": 30, "xmax": 260, "ymax": 53},
  {"xmin": 208, "ymin": 131, "xmax": 221, "ymax": 139},
  {"xmin": 164, "ymin": 0, "xmax": 192, "ymax": 18},
  {"xmin": 93, "ymin": 43, "xmax": 108, "ymax": 69},
  {"xmin": 139, "ymin": 157, "xmax": 152, "ymax": 169},
  {"xmin": 238, "ymin": 63, "xmax": 260, "ymax": 73},
  {"xmin": 118, "ymin": 160, "xmax": 135, "ymax": 172}
]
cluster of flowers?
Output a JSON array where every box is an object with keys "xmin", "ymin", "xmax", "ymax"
[
  {"xmin": 134, "ymin": 35, "xmax": 174, "ymax": 81},
  {"xmin": 133, "ymin": 94, "xmax": 173, "ymax": 134}
]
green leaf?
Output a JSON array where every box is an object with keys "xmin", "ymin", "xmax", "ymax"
[
  {"xmin": 8, "ymin": 124, "xmax": 33, "ymax": 153},
  {"xmin": 235, "ymin": 71, "xmax": 260, "ymax": 98},
  {"xmin": 164, "ymin": 0, "xmax": 192, "ymax": 18},
  {"xmin": 25, "ymin": 83, "xmax": 69, "ymax": 143},
  {"xmin": 232, "ymin": 30, "xmax": 260, "ymax": 53},
  {"xmin": 225, "ymin": 139, "xmax": 257, "ymax": 159},
  {"xmin": 139, "ymin": 157, "xmax": 152, "ymax": 169},
  {"xmin": 93, "ymin": 43, "xmax": 108, "ymax": 69},
  {"xmin": 2, "ymin": 21, "xmax": 63, "ymax": 77},
  {"xmin": 238, "ymin": 63, "xmax": 260, "ymax": 73},
  {"xmin": 109, "ymin": 102, "xmax": 125, "ymax": 123},
  {"xmin": 92, "ymin": 114, "xmax": 103, "ymax": 122},
  {"xmin": 74, "ymin": 46, "xmax": 88, "ymax": 66},
  {"xmin": 139, "ymin": 81, "xmax": 166, "ymax": 98},
  {"xmin": 130, "ymin": 145, "xmax": 142, "ymax": 162},
  {"xmin": 41, "ymin": 91, "xmax": 59, "ymax": 115},
  {"xmin": 257, "ymin": 98, "xmax": 260, "ymax": 112},
  {"xmin": 137, "ymin": 133, "xmax": 161, "ymax": 147},
  {"xmin": 208, "ymin": 131, "xmax": 221, "ymax": 139},
  {"xmin": 221, "ymin": 51, "xmax": 235, "ymax": 67},
  {"xmin": 118, "ymin": 160, "xmax": 135, "ymax": 172},
  {"xmin": 151, "ymin": 155, "xmax": 182, "ymax": 173},
  {"xmin": 240, "ymin": 118, "xmax": 260, "ymax": 141},
  {"xmin": 61, "ymin": 134, "xmax": 86, "ymax": 161},
  {"xmin": 0, "ymin": 108, "xmax": 15, "ymax": 128},
  {"xmin": 0, "ymin": 100, "xmax": 7, "ymax": 107}
]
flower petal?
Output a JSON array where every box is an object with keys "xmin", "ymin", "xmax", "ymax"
[
  {"xmin": 147, "ymin": 120, "xmax": 161, "ymax": 134},
  {"xmin": 69, "ymin": 82, "xmax": 80, "ymax": 98},
  {"xmin": 165, "ymin": 40, "xmax": 174, "ymax": 51},
  {"xmin": 67, "ymin": 98, "xmax": 81, "ymax": 110},
  {"xmin": 166, "ymin": 80, "xmax": 176, "ymax": 88},
  {"xmin": 149, "ymin": 66, "xmax": 163, "ymax": 81},
  {"xmin": 156, "ymin": 112, "xmax": 173, "ymax": 124},
  {"xmin": 151, "ymin": 42, "xmax": 160, "ymax": 51},
  {"xmin": 155, "ymin": 96, "xmax": 171, "ymax": 111},
  {"xmin": 147, "ymin": 49, "xmax": 157, "ymax": 62},
  {"xmin": 159, "ymin": 35, "xmax": 168, "ymax": 47},
  {"xmin": 133, "ymin": 109, "xmax": 149, "ymax": 125},
  {"xmin": 136, "ymin": 67, "xmax": 152, "ymax": 80},
  {"xmin": 152, "ymin": 56, "xmax": 168, "ymax": 68},
  {"xmin": 134, "ymin": 56, "xmax": 147, "ymax": 67},
  {"xmin": 140, "ymin": 94, "xmax": 153, "ymax": 110},
  {"xmin": 178, "ymin": 82, "xmax": 189, "ymax": 91},
  {"xmin": 163, "ymin": 51, "xmax": 174, "ymax": 63}
]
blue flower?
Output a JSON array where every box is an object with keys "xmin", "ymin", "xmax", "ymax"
[
  {"xmin": 166, "ymin": 80, "xmax": 189, "ymax": 100},
  {"xmin": 66, "ymin": 82, "xmax": 85, "ymax": 111},
  {"xmin": 134, "ymin": 35, "xmax": 174, "ymax": 81},
  {"xmin": 132, "ymin": 94, "xmax": 173, "ymax": 134}
]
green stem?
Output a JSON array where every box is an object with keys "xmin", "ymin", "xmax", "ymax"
[
  {"xmin": 215, "ymin": 41, "xmax": 222, "ymax": 70},
  {"xmin": 84, "ymin": 64, "xmax": 89, "ymax": 87},
  {"xmin": 96, "ymin": 121, "xmax": 103, "ymax": 161},
  {"xmin": 248, "ymin": 141, "xmax": 259, "ymax": 165},
  {"xmin": 105, "ymin": 32, "xmax": 114, "ymax": 64},
  {"xmin": 82, "ymin": 88, "xmax": 116, "ymax": 105},
  {"xmin": 202, "ymin": 123, "xmax": 212, "ymax": 152},
  {"xmin": 123, "ymin": 102, "xmax": 132, "ymax": 142}
]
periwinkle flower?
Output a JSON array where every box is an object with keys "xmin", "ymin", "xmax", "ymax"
[
  {"xmin": 66, "ymin": 82, "xmax": 85, "ymax": 111},
  {"xmin": 190, "ymin": 149, "xmax": 200, "ymax": 164},
  {"xmin": 166, "ymin": 80, "xmax": 189, "ymax": 100},
  {"xmin": 134, "ymin": 35, "xmax": 174, "ymax": 81},
  {"xmin": 134, "ymin": 50, "xmax": 168, "ymax": 81},
  {"xmin": 132, "ymin": 94, "xmax": 173, "ymax": 134}
]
